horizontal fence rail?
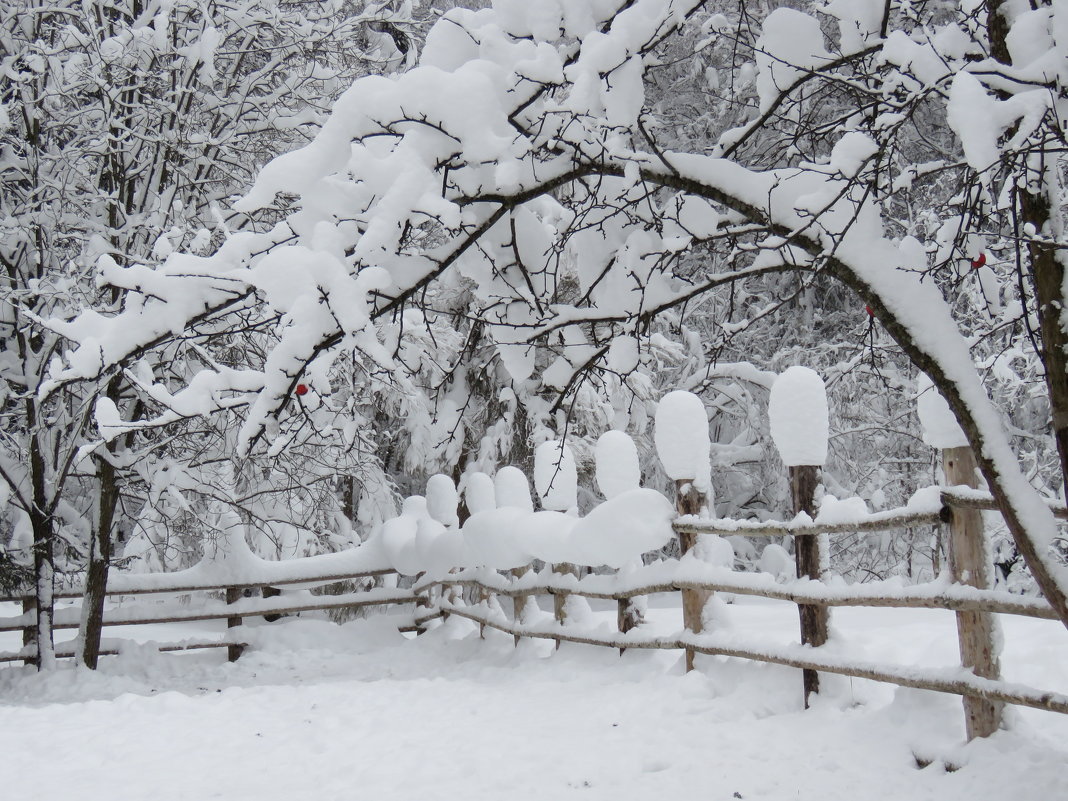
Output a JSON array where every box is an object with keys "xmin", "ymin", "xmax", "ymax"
[
  {"xmin": 417, "ymin": 566, "xmax": 1058, "ymax": 620},
  {"xmin": 0, "ymin": 587, "xmax": 419, "ymax": 634},
  {"xmin": 439, "ymin": 599, "xmax": 1068, "ymax": 716},
  {"xmin": 0, "ymin": 637, "xmax": 250, "ymax": 664},
  {"xmin": 0, "ymin": 560, "xmax": 419, "ymax": 664},
  {"xmin": 3, "ymin": 485, "xmax": 1065, "ymax": 741},
  {"xmin": 407, "ymin": 485, "xmax": 1068, "ymax": 730}
]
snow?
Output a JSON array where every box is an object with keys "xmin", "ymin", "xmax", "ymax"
[
  {"xmin": 462, "ymin": 507, "xmax": 530, "ymax": 570},
  {"xmin": 567, "ymin": 489, "xmax": 676, "ymax": 568},
  {"xmin": 758, "ymin": 543, "xmax": 795, "ymax": 579},
  {"xmin": 654, "ymin": 390, "xmax": 711, "ymax": 492},
  {"xmin": 755, "ymin": 9, "xmax": 832, "ymax": 113},
  {"xmin": 426, "ymin": 474, "xmax": 459, "ymax": 528},
  {"xmin": 534, "ymin": 440, "xmax": 578, "ymax": 512},
  {"xmin": 916, "ymin": 374, "xmax": 969, "ymax": 450},
  {"xmin": 606, "ymin": 335, "xmax": 640, "ymax": 373},
  {"xmin": 495, "ymin": 466, "xmax": 535, "ymax": 512},
  {"xmin": 768, "ymin": 366, "xmax": 829, "ymax": 467},
  {"xmin": 463, "ymin": 472, "xmax": 497, "ymax": 515},
  {"xmin": 595, "ymin": 430, "xmax": 641, "ymax": 499},
  {"xmin": 815, "ymin": 494, "xmax": 871, "ymax": 525},
  {"xmin": 1, "ymin": 600, "xmax": 1066, "ymax": 801}
]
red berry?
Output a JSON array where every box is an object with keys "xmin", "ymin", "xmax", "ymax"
[
  {"xmin": 865, "ymin": 304, "xmax": 874, "ymax": 317},
  {"xmin": 295, "ymin": 383, "xmax": 309, "ymax": 396},
  {"xmin": 971, "ymin": 252, "xmax": 986, "ymax": 269}
]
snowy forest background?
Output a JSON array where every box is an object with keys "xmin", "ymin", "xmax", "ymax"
[{"xmin": 2, "ymin": 0, "xmax": 1067, "ymax": 668}]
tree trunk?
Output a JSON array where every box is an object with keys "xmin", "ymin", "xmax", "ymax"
[
  {"xmin": 78, "ymin": 452, "xmax": 117, "ymax": 669},
  {"xmin": 30, "ymin": 509, "xmax": 55, "ymax": 670},
  {"xmin": 79, "ymin": 378, "xmax": 126, "ymax": 669},
  {"xmin": 1021, "ymin": 191, "xmax": 1068, "ymax": 499},
  {"xmin": 790, "ymin": 465, "xmax": 829, "ymax": 707},
  {"xmin": 942, "ymin": 446, "xmax": 1003, "ymax": 739}
]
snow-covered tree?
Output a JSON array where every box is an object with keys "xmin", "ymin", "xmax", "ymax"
[
  {"xmin": 40, "ymin": 1, "xmax": 1068, "ymax": 630},
  {"xmin": 0, "ymin": 0, "xmax": 420, "ymax": 667}
]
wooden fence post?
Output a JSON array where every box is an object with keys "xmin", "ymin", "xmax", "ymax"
[
  {"xmin": 225, "ymin": 587, "xmax": 244, "ymax": 662},
  {"xmin": 552, "ymin": 562, "xmax": 577, "ymax": 648},
  {"xmin": 789, "ymin": 465, "xmax": 830, "ymax": 707},
  {"xmin": 511, "ymin": 565, "xmax": 530, "ymax": 646},
  {"xmin": 943, "ymin": 446, "xmax": 1003, "ymax": 739},
  {"xmin": 676, "ymin": 479, "xmax": 711, "ymax": 672},
  {"xmin": 617, "ymin": 594, "xmax": 643, "ymax": 656}
]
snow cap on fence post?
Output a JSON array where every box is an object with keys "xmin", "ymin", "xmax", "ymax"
[
  {"xmin": 769, "ymin": 366, "xmax": 829, "ymax": 467},
  {"xmin": 596, "ymin": 430, "xmax": 640, "ymax": 499},
  {"xmin": 654, "ymin": 390, "xmax": 711, "ymax": 495},
  {"xmin": 463, "ymin": 471, "xmax": 497, "ymax": 515},
  {"xmin": 535, "ymin": 440, "xmax": 578, "ymax": 512},
  {"xmin": 494, "ymin": 465, "xmax": 534, "ymax": 512},
  {"xmin": 426, "ymin": 474, "xmax": 459, "ymax": 528},
  {"xmin": 655, "ymin": 389, "xmax": 713, "ymax": 671},
  {"xmin": 916, "ymin": 373, "xmax": 968, "ymax": 449}
]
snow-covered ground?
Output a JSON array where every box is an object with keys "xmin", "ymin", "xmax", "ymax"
[{"xmin": 1, "ymin": 596, "xmax": 1065, "ymax": 801}]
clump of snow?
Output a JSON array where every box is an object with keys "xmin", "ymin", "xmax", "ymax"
[
  {"xmin": 654, "ymin": 390, "xmax": 711, "ymax": 493},
  {"xmin": 534, "ymin": 441, "xmax": 577, "ymax": 512},
  {"xmin": 606, "ymin": 336, "xmax": 640, "ymax": 373},
  {"xmin": 567, "ymin": 488, "xmax": 676, "ymax": 568},
  {"xmin": 426, "ymin": 474, "xmax": 459, "ymax": 528},
  {"xmin": 829, "ymin": 132, "xmax": 878, "ymax": 178},
  {"xmin": 462, "ymin": 506, "xmax": 530, "ymax": 570},
  {"xmin": 463, "ymin": 472, "xmax": 497, "ymax": 514},
  {"xmin": 595, "ymin": 430, "xmax": 641, "ymax": 499},
  {"xmin": 694, "ymin": 534, "xmax": 735, "ymax": 569},
  {"xmin": 494, "ymin": 466, "xmax": 534, "ymax": 512},
  {"xmin": 768, "ymin": 366, "xmax": 828, "ymax": 466},
  {"xmin": 758, "ymin": 543, "xmax": 795, "ymax": 579},
  {"xmin": 916, "ymin": 374, "xmax": 968, "ymax": 449},
  {"xmin": 755, "ymin": 9, "xmax": 831, "ymax": 113},
  {"xmin": 379, "ymin": 496, "xmax": 426, "ymax": 576},
  {"xmin": 815, "ymin": 494, "xmax": 871, "ymax": 525},
  {"xmin": 514, "ymin": 510, "xmax": 579, "ymax": 564},
  {"xmin": 822, "ymin": 0, "xmax": 885, "ymax": 52}
]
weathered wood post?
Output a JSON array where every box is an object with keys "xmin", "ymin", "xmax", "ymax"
[
  {"xmin": 426, "ymin": 474, "xmax": 461, "ymax": 619},
  {"xmin": 225, "ymin": 587, "xmax": 244, "ymax": 662},
  {"xmin": 769, "ymin": 367, "xmax": 830, "ymax": 707},
  {"xmin": 787, "ymin": 466, "xmax": 828, "ymax": 706},
  {"xmin": 675, "ymin": 479, "xmax": 710, "ymax": 672},
  {"xmin": 918, "ymin": 375, "xmax": 1002, "ymax": 739},
  {"xmin": 596, "ymin": 431, "xmax": 646, "ymax": 653},
  {"xmin": 655, "ymin": 391, "xmax": 713, "ymax": 672},
  {"xmin": 495, "ymin": 467, "xmax": 535, "ymax": 646},
  {"xmin": 535, "ymin": 440, "xmax": 579, "ymax": 646},
  {"xmin": 463, "ymin": 472, "xmax": 497, "ymax": 639}
]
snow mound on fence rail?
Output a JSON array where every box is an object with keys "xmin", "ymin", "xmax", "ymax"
[
  {"xmin": 103, "ymin": 533, "xmax": 391, "ymax": 595},
  {"xmin": 567, "ymin": 489, "xmax": 675, "ymax": 568},
  {"xmin": 370, "ymin": 488, "xmax": 675, "ymax": 573}
]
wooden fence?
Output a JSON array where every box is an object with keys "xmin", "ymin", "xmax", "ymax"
[
  {"xmin": 0, "ymin": 565, "xmax": 433, "ymax": 665},
  {"xmin": 2, "ymin": 486, "xmax": 1066, "ymax": 744},
  {"xmin": 411, "ymin": 486, "xmax": 1068, "ymax": 739}
]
